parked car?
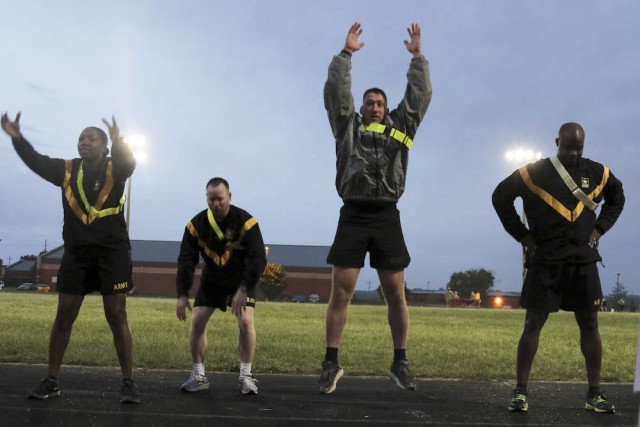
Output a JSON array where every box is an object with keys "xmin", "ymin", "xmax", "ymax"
[
  {"xmin": 17, "ymin": 282, "xmax": 35, "ymax": 290},
  {"xmin": 291, "ymin": 295, "xmax": 307, "ymax": 303},
  {"xmin": 0, "ymin": 280, "xmax": 4, "ymax": 290},
  {"xmin": 17, "ymin": 282, "xmax": 49, "ymax": 292},
  {"xmin": 308, "ymin": 293, "xmax": 320, "ymax": 303}
]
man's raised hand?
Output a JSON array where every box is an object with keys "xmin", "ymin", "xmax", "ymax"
[
  {"xmin": 343, "ymin": 22, "xmax": 365, "ymax": 54},
  {"xmin": 1, "ymin": 112, "xmax": 22, "ymax": 139},
  {"xmin": 404, "ymin": 23, "xmax": 423, "ymax": 57}
]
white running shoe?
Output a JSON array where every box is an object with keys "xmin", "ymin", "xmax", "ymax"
[
  {"xmin": 238, "ymin": 375, "xmax": 258, "ymax": 395},
  {"xmin": 181, "ymin": 373, "xmax": 209, "ymax": 392}
]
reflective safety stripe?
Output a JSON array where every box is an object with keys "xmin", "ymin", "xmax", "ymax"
[
  {"xmin": 207, "ymin": 209, "xmax": 225, "ymax": 240},
  {"xmin": 63, "ymin": 160, "xmax": 124, "ymax": 225},
  {"xmin": 518, "ymin": 165, "xmax": 610, "ymax": 222},
  {"xmin": 364, "ymin": 124, "xmax": 413, "ymax": 149},
  {"xmin": 187, "ymin": 216, "xmax": 258, "ymax": 267},
  {"xmin": 550, "ymin": 156, "xmax": 598, "ymax": 211}
]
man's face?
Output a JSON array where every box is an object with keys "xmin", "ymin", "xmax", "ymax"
[
  {"xmin": 556, "ymin": 136, "xmax": 584, "ymax": 158},
  {"xmin": 206, "ymin": 183, "xmax": 231, "ymax": 221},
  {"xmin": 77, "ymin": 128, "xmax": 106, "ymax": 162},
  {"xmin": 360, "ymin": 93, "xmax": 386, "ymax": 125}
]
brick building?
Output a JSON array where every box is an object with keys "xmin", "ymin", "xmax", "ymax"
[{"xmin": 30, "ymin": 241, "xmax": 332, "ymax": 301}]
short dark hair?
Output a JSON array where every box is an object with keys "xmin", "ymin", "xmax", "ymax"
[
  {"xmin": 363, "ymin": 87, "xmax": 387, "ymax": 107},
  {"xmin": 206, "ymin": 177, "xmax": 229, "ymax": 190},
  {"xmin": 558, "ymin": 122, "xmax": 585, "ymax": 139},
  {"xmin": 88, "ymin": 127, "xmax": 108, "ymax": 145}
]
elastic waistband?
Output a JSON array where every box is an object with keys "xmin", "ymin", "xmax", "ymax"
[{"xmin": 344, "ymin": 200, "xmax": 396, "ymax": 212}]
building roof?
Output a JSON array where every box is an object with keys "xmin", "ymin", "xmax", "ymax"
[
  {"xmin": 131, "ymin": 241, "xmax": 182, "ymax": 263},
  {"xmin": 266, "ymin": 244, "xmax": 330, "ymax": 269},
  {"xmin": 5, "ymin": 259, "xmax": 36, "ymax": 272},
  {"xmin": 42, "ymin": 241, "xmax": 181, "ymax": 264},
  {"xmin": 40, "ymin": 241, "xmax": 331, "ymax": 269}
]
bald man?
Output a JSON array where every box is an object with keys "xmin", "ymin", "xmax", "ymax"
[{"xmin": 492, "ymin": 122, "xmax": 625, "ymax": 414}]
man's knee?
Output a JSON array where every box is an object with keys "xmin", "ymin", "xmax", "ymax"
[
  {"xmin": 330, "ymin": 267, "xmax": 358, "ymax": 303},
  {"xmin": 54, "ymin": 310, "xmax": 77, "ymax": 330},
  {"xmin": 237, "ymin": 308, "xmax": 255, "ymax": 333},
  {"xmin": 378, "ymin": 269, "xmax": 406, "ymax": 305},
  {"xmin": 190, "ymin": 307, "xmax": 214, "ymax": 336},
  {"xmin": 103, "ymin": 295, "xmax": 128, "ymax": 327},
  {"xmin": 575, "ymin": 311, "xmax": 599, "ymax": 333},
  {"xmin": 54, "ymin": 295, "xmax": 84, "ymax": 329},
  {"xmin": 522, "ymin": 311, "xmax": 548, "ymax": 334}
]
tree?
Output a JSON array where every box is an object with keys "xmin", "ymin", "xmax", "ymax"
[
  {"xmin": 20, "ymin": 254, "xmax": 37, "ymax": 261},
  {"xmin": 259, "ymin": 263, "xmax": 287, "ymax": 301},
  {"xmin": 446, "ymin": 268, "xmax": 495, "ymax": 300},
  {"xmin": 609, "ymin": 274, "xmax": 628, "ymax": 312}
]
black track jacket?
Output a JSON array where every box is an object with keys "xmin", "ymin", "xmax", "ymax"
[{"xmin": 492, "ymin": 156, "xmax": 624, "ymax": 265}]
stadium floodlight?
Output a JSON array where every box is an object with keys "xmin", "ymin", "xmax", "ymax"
[{"xmin": 505, "ymin": 149, "xmax": 542, "ymax": 165}]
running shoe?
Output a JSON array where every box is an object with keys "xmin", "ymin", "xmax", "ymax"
[
  {"xmin": 181, "ymin": 373, "xmax": 209, "ymax": 392},
  {"xmin": 238, "ymin": 375, "xmax": 259, "ymax": 395},
  {"xmin": 318, "ymin": 360, "xmax": 344, "ymax": 394},
  {"xmin": 28, "ymin": 376, "xmax": 61, "ymax": 400},
  {"xmin": 120, "ymin": 379, "xmax": 141, "ymax": 404},
  {"xmin": 585, "ymin": 394, "xmax": 615, "ymax": 413},
  {"xmin": 508, "ymin": 391, "xmax": 529, "ymax": 412},
  {"xmin": 387, "ymin": 359, "xmax": 416, "ymax": 390}
]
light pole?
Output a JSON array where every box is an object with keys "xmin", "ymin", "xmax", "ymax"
[
  {"xmin": 124, "ymin": 135, "xmax": 147, "ymax": 232},
  {"xmin": 505, "ymin": 148, "xmax": 542, "ymax": 282}
]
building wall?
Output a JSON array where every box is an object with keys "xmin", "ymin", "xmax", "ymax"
[
  {"xmin": 406, "ymin": 292, "xmax": 447, "ymax": 306},
  {"xmin": 38, "ymin": 259, "xmax": 333, "ymax": 300},
  {"xmin": 3, "ymin": 269, "xmax": 36, "ymax": 287},
  {"xmin": 279, "ymin": 269, "xmax": 332, "ymax": 301}
]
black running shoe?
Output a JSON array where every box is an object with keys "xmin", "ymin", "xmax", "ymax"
[
  {"xmin": 387, "ymin": 360, "xmax": 416, "ymax": 390},
  {"xmin": 29, "ymin": 376, "xmax": 61, "ymax": 400},
  {"xmin": 318, "ymin": 360, "xmax": 344, "ymax": 394},
  {"xmin": 585, "ymin": 394, "xmax": 615, "ymax": 413},
  {"xmin": 120, "ymin": 379, "xmax": 141, "ymax": 404}
]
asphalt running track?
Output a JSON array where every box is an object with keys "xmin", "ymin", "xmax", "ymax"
[{"xmin": 0, "ymin": 364, "xmax": 638, "ymax": 426}]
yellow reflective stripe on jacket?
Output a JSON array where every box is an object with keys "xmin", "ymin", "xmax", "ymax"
[
  {"xmin": 63, "ymin": 160, "xmax": 124, "ymax": 225},
  {"xmin": 187, "ymin": 216, "xmax": 258, "ymax": 267},
  {"xmin": 588, "ymin": 166, "xmax": 609, "ymax": 201},
  {"xmin": 63, "ymin": 161, "xmax": 88, "ymax": 224},
  {"xmin": 518, "ymin": 165, "xmax": 609, "ymax": 222},
  {"xmin": 364, "ymin": 124, "xmax": 413, "ymax": 149},
  {"xmin": 207, "ymin": 209, "xmax": 225, "ymax": 240}
]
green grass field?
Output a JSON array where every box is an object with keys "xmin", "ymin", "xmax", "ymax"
[{"xmin": 1, "ymin": 292, "xmax": 638, "ymax": 382}]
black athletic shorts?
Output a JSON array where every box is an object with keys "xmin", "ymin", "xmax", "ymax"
[
  {"xmin": 194, "ymin": 284, "xmax": 257, "ymax": 312},
  {"xmin": 327, "ymin": 201, "xmax": 410, "ymax": 269},
  {"xmin": 57, "ymin": 246, "xmax": 132, "ymax": 296},
  {"xmin": 521, "ymin": 263, "xmax": 603, "ymax": 312}
]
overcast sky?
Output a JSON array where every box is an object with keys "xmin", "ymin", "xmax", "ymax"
[{"xmin": 1, "ymin": 0, "xmax": 638, "ymax": 296}]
